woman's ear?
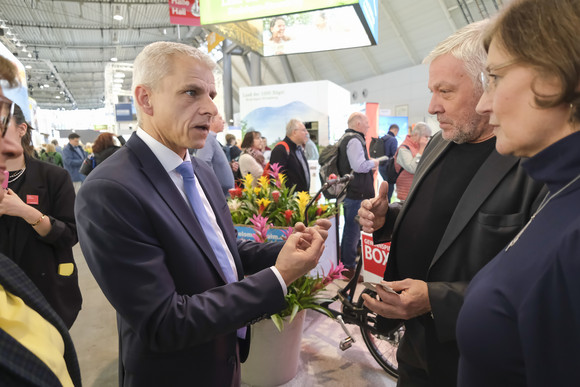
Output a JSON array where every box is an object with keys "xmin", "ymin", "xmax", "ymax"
[{"xmin": 16, "ymin": 122, "xmax": 27, "ymax": 138}]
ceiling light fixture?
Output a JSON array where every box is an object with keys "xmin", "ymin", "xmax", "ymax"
[
  {"xmin": 113, "ymin": 6, "xmax": 123, "ymax": 21},
  {"xmin": 114, "ymin": 72, "xmax": 125, "ymax": 78},
  {"xmin": 110, "ymin": 57, "xmax": 118, "ymax": 62}
]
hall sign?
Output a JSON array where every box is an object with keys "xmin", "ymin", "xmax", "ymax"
[
  {"xmin": 168, "ymin": 0, "xmax": 201, "ymax": 27},
  {"xmin": 361, "ymin": 232, "xmax": 390, "ymax": 281}
]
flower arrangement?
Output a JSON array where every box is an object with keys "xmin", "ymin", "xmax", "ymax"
[
  {"xmin": 228, "ymin": 164, "xmax": 344, "ymax": 331},
  {"xmin": 248, "ymin": 211, "xmax": 347, "ymax": 331},
  {"xmin": 228, "ymin": 163, "xmax": 336, "ymax": 227}
]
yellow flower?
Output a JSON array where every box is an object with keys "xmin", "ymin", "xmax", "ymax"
[
  {"xmin": 256, "ymin": 198, "xmax": 272, "ymax": 214},
  {"xmin": 295, "ymin": 191, "xmax": 311, "ymax": 220},
  {"xmin": 258, "ymin": 175, "xmax": 271, "ymax": 189},
  {"xmin": 319, "ymin": 204, "xmax": 329, "ymax": 212},
  {"xmin": 254, "ymin": 187, "xmax": 261, "ymax": 196},
  {"xmin": 277, "ymin": 173, "xmax": 287, "ymax": 187},
  {"xmin": 243, "ymin": 174, "xmax": 254, "ymax": 189}
]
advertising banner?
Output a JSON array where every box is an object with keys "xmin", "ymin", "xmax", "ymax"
[
  {"xmin": 168, "ymin": 0, "xmax": 201, "ymax": 27},
  {"xmin": 361, "ymin": 232, "xmax": 390, "ymax": 282}
]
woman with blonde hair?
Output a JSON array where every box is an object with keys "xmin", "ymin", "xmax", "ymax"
[{"xmin": 457, "ymin": 0, "xmax": 580, "ymax": 385}]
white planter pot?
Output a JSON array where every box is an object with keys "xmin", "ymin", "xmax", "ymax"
[{"xmin": 241, "ymin": 310, "xmax": 306, "ymax": 386}]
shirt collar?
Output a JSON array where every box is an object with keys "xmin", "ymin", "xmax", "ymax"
[{"xmin": 136, "ymin": 127, "xmax": 190, "ymax": 173}]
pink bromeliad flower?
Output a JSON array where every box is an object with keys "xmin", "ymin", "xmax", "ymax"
[
  {"xmin": 249, "ymin": 214, "xmax": 272, "ymax": 243},
  {"xmin": 322, "ymin": 262, "xmax": 348, "ymax": 286},
  {"xmin": 268, "ymin": 163, "xmax": 282, "ymax": 179}
]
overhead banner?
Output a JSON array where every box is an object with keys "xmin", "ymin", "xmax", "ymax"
[
  {"xmin": 168, "ymin": 0, "xmax": 201, "ymax": 27},
  {"xmin": 200, "ymin": 0, "xmax": 357, "ymax": 25}
]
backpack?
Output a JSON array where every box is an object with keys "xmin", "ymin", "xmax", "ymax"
[
  {"xmin": 45, "ymin": 153, "xmax": 57, "ymax": 165},
  {"xmin": 318, "ymin": 133, "xmax": 359, "ymax": 199},
  {"xmin": 385, "ymin": 145, "xmax": 409, "ymax": 185},
  {"xmin": 369, "ymin": 136, "xmax": 387, "ymax": 158}
]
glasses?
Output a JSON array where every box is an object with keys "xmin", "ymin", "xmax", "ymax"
[
  {"xmin": 480, "ymin": 60, "xmax": 519, "ymax": 93},
  {"xmin": 0, "ymin": 95, "xmax": 14, "ymax": 138}
]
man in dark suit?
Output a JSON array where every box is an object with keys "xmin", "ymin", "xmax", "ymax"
[
  {"xmin": 358, "ymin": 21, "xmax": 546, "ymax": 386},
  {"xmin": 75, "ymin": 42, "xmax": 328, "ymax": 387},
  {"xmin": 269, "ymin": 118, "xmax": 310, "ymax": 192},
  {"xmin": 0, "ymin": 55, "xmax": 81, "ymax": 386}
]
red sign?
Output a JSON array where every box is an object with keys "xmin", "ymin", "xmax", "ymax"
[
  {"xmin": 361, "ymin": 233, "xmax": 390, "ymax": 278},
  {"xmin": 168, "ymin": 0, "xmax": 201, "ymax": 27},
  {"xmin": 26, "ymin": 195, "xmax": 39, "ymax": 205}
]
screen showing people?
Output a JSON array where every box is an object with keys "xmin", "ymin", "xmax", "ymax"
[{"xmin": 262, "ymin": 8, "xmax": 371, "ymax": 56}]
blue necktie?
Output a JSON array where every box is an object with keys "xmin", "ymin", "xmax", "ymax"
[{"xmin": 175, "ymin": 161, "xmax": 247, "ymax": 338}]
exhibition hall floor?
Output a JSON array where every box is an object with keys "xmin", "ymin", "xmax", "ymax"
[{"xmin": 69, "ymin": 243, "xmax": 397, "ymax": 387}]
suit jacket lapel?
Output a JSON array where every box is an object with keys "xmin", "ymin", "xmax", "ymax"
[
  {"xmin": 429, "ymin": 150, "xmax": 519, "ymax": 269},
  {"xmin": 393, "ymin": 135, "xmax": 451, "ymax": 232},
  {"xmin": 126, "ymin": 136, "xmax": 233, "ymax": 284}
]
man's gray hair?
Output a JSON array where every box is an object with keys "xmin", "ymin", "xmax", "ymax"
[
  {"xmin": 412, "ymin": 122, "xmax": 432, "ymax": 137},
  {"xmin": 132, "ymin": 42, "xmax": 215, "ymax": 122},
  {"xmin": 423, "ymin": 20, "xmax": 490, "ymax": 91},
  {"xmin": 286, "ymin": 118, "xmax": 303, "ymax": 137}
]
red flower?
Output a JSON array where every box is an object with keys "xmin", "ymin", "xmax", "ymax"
[
  {"xmin": 228, "ymin": 187, "xmax": 243, "ymax": 199},
  {"xmin": 316, "ymin": 207, "xmax": 323, "ymax": 217},
  {"xmin": 328, "ymin": 173, "xmax": 337, "ymax": 180},
  {"xmin": 272, "ymin": 190, "xmax": 281, "ymax": 203},
  {"xmin": 284, "ymin": 209, "xmax": 293, "ymax": 225}
]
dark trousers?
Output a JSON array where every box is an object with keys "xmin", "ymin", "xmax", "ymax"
[{"xmin": 397, "ymin": 319, "xmax": 460, "ymax": 387}]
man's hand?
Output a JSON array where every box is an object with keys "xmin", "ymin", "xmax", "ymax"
[
  {"xmin": 230, "ymin": 161, "xmax": 239, "ymax": 172},
  {"xmin": 362, "ymin": 278, "xmax": 431, "ymax": 320},
  {"xmin": 293, "ymin": 218, "xmax": 332, "ymax": 242},
  {"xmin": 358, "ymin": 181, "xmax": 389, "ymax": 233},
  {"xmin": 275, "ymin": 228, "xmax": 325, "ymax": 286}
]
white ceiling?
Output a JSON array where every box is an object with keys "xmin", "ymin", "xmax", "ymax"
[{"xmin": 0, "ymin": 0, "xmax": 506, "ymax": 111}]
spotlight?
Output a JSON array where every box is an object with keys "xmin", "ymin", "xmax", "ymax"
[{"xmin": 113, "ymin": 6, "xmax": 123, "ymax": 21}]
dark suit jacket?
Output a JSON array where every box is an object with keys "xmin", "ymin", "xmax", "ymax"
[
  {"xmin": 269, "ymin": 136, "xmax": 310, "ymax": 192},
  {"xmin": 2, "ymin": 156, "xmax": 81, "ymax": 328},
  {"xmin": 375, "ymin": 133, "xmax": 546, "ymax": 376},
  {"xmin": 75, "ymin": 134, "xmax": 286, "ymax": 387},
  {"xmin": 0, "ymin": 253, "xmax": 82, "ymax": 386}
]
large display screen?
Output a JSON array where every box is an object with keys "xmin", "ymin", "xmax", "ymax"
[
  {"xmin": 262, "ymin": 6, "xmax": 371, "ymax": 56},
  {"xmin": 201, "ymin": 0, "xmax": 357, "ymax": 25}
]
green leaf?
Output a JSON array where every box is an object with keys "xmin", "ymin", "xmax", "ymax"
[{"xmin": 271, "ymin": 314, "xmax": 284, "ymax": 332}]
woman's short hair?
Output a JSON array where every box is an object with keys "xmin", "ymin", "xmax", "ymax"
[
  {"xmin": 483, "ymin": 0, "xmax": 580, "ymax": 123},
  {"xmin": 412, "ymin": 122, "xmax": 432, "ymax": 137},
  {"xmin": 46, "ymin": 143, "xmax": 56, "ymax": 153},
  {"xmin": 92, "ymin": 132, "xmax": 116, "ymax": 154},
  {"xmin": 240, "ymin": 131, "xmax": 261, "ymax": 149},
  {"xmin": 225, "ymin": 134, "xmax": 236, "ymax": 145}
]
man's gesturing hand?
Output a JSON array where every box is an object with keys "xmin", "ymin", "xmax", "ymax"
[{"xmin": 358, "ymin": 181, "xmax": 390, "ymax": 233}]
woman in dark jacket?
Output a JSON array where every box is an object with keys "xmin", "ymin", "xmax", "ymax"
[
  {"xmin": 92, "ymin": 132, "xmax": 121, "ymax": 166},
  {"xmin": 0, "ymin": 104, "xmax": 82, "ymax": 328}
]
